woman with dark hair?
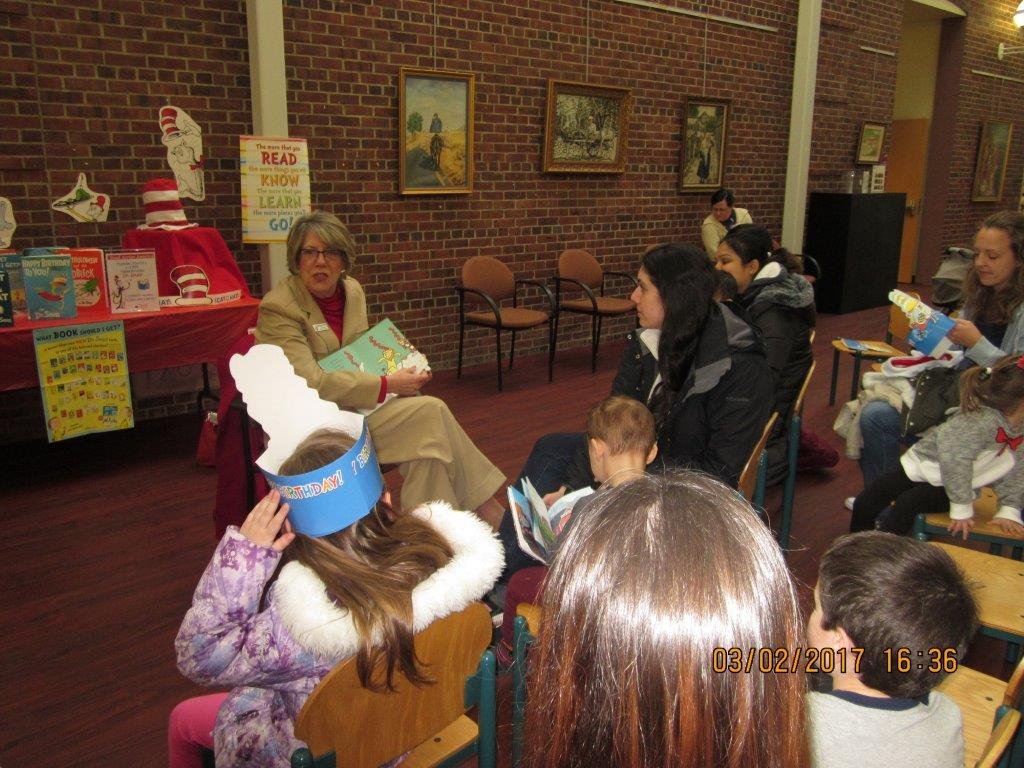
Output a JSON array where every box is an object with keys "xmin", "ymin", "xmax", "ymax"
[
  {"xmin": 524, "ymin": 471, "xmax": 809, "ymax": 768},
  {"xmin": 852, "ymin": 211, "xmax": 1024, "ymax": 502},
  {"xmin": 701, "ymin": 187, "xmax": 753, "ymax": 258},
  {"xmin": 716, "ymin": 223, "xmax": 815, "ymax": 482}
]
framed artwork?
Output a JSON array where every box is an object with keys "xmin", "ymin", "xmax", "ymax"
[
  {"xmin": 542, "ymin": 79, "xmax": 632, "ymax": 173},
  {"xmin": 399, "ymin": 68, "xmax": 474, "ymax": 195},
  {"xmin": 971, "ymin": 121, "xmax": 1013, "ymax": 202},
  {"xmin": 856, "ymin": 122, "xmax": 886, "ymax": 164},
  {"xmin": 680, "ymin": 97, "xmax": 730, "ymax": 191}
]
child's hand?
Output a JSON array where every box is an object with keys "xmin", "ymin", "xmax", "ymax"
[
  {"xmin": 239, "ymin": 490, "xmax": 295, "ymax": 552},
  {"xmin": 992, "ymin": 517, "xmax": 1024, "ymax": 536},
  {"xmin": 543, "ymin": 486, "xmax": 567, "ymax": 507},
  {"xmin": 947, "ymin": 517, "xmax": 975, "ymax": 540}
]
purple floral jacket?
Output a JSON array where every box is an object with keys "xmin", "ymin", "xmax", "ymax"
[{"xmin": 175, "ymin": 503, "xmax": 503, "ymax": 768}]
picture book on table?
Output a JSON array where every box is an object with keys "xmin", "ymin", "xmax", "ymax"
[
  {"xmin": 105, "ymin": 249, "xmax": 159, "ymax": 313},
  {"xmin": 0, "ymin": 270, "xmax": 13, "ymax": 327},
  {"xmin": 69, "ymin": 248, "xmax": 108, "ymax": 317},
  {"xmin": 507, "ymin": 478, "xmax": 594, "ymax": 564},
  {"xmin": 0, "ymin": 250, "xmax": 24, "ymax": 319},
  {"xmin": 21, "ymin": 252, "xmax": 77, "ymax": 320}
]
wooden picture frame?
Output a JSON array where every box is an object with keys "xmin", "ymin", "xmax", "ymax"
[
  {"xmin": 971, "ymin": 121, "xmax": 1013, "ymax": 202},
  {"xmin": 680, "ymin": 97, "xmax": 730, "ymax": 192},
  {"xmin": 856, "ymin": 122, "xmax": 886, "ymax": 165},
  {"xmin": 399, "ymin": 68, "xmax": 474, "ymax": 195},
  {"xmin": 542, "ymin": 79, "xmax": 632, "ymax": 173}
]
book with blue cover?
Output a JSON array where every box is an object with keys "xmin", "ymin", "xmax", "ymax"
[
  {"xmin": 21, "ymin": 252, "xmax": 77, "ymax": 320},
  {"xmin": 507, "ymin": 478, "xmax": 594, "ymax": 563}
]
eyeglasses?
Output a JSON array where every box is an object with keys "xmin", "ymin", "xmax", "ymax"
[{"xmin": 299, "ymin": 248, "xmax": 345, "ymax": 264}]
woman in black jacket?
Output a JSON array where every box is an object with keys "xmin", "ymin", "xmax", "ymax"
[{"xmin": 715, "ymin": 224, "xmax": 815, "ymax": 482}]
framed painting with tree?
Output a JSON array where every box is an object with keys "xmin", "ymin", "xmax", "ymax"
[{"xmin": 399, "ymin": 68, "xmax": 474, "ymax": 195}]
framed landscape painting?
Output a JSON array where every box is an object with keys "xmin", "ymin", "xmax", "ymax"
[
  {"xmin": 542, "ymin": 79, "xmax": 632, "ymax": 173},
  {"xmin": 856, "ymin": 122, "xmax": 886, "ymax": 164},
  {"xmin": 971, "ymin": 121, "xmax": 1013, "ymax": 202},
  {"xmin": 680, "ymin": 97, "xmax": 730, "ymax": 192},
  {"xmin": 399, "ymin": 68, "xmax": 474, "ymax": 195}
]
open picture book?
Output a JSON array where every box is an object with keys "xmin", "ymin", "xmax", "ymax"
[{"xmin": 507, "ymin": 477, "xmax": 594, "ymax": 564}]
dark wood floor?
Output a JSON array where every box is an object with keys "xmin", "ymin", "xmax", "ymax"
[{"xmin": 1, "ymin": 295, "xmax": 1014, "ymax": 766}]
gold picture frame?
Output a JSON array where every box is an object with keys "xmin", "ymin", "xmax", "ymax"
[
  {"xmin": 399, "ymin": 68, "xmax": 474, "ymax": 195},
  {"xmin": 680, "ymin": 97, "xmax": 730, "ymax": 191},
  {"xmin": 856, "ymin": 122, "xmax": 886, "ymax": 165},
  {"xmin": 971, "ymin": 121, "xmax": 1013, "ymax": 202},
  {"xmin": 542, "ymin": 79, "xmax": 632, "ymax": 173}
]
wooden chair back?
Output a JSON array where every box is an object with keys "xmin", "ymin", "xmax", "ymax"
[
  {"xmin": 738, "ymin": 412, "xmax": 779, "ymax": 501},
  {"xmin": 976, "ymin": 708, "xmax": 1020, "ymax": 768},
  {"xmin": 558, "ymin": 249, "xmax": 603, "ymax": 289},
  {"xmin": 462, "ymin": 255, "xmax": 515, "ymax": 303},
  {"xmin": 1005, "ymin": 652, "xmax": 1024, "ymax": 710},
  {"xmin": 792, "ymin": 360, "xmax": 816, "ymax": 418},
  {"xmin": 294, "ymin": 602, "xmax": 492, "ymax": 768},
  {"xmin": 888, "ymin": 302, "xmax": 910, "ymax": 344}
]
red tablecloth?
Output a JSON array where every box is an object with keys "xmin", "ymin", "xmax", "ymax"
[{"xmin": 0, "ymin": 298, "xmax": 260, "ymax": 392}]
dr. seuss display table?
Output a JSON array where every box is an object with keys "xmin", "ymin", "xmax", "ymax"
[{"xmin": 0, "ymin": 298, "xmax": 260, "ymax": 392}]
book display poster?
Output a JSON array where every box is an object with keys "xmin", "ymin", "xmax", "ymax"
[
  {"xmin": 239, "ymin": 135, "xmax": 311, "ymax": 244},
  {"xmin": 33, "ymin": 320, "xmax": 133, "ymax": 442},
  {"xmin": 69, "ymin": 248, "xmax": 108, "ymax": 317},
  {"xmin": 22, "ymin": 253, "xmax": 77, "ymax": 320},
  {"xmin": 105, "ymin": 249, "xmax": 160, "ymax": 313}
]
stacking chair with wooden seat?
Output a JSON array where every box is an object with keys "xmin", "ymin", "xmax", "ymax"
[
  {"xmin": 511, "ymin": 604, "xmax": 542, "ymax": 768},
  {"xmin": 828, "ymin": 304, "xmax": 908, "ymax": 406},
  {"xmin": 937, "ymin": 653, "xmax": 1024, "ymax": 767},
  {"xmin": 737, "ymin": 412, "xmax": 779, "ymax": 511},
  {"xmin": 290, "ymin": 602, "xmax": 497, "ymax": 768},
  {"xmin": 976, "ymin": 708, "xmax": 1021, "ymax": 768},
  {"xmin": 779, "ymin": 360, "xmax": 816, "ymax": 549},
  {"xmin": 553, "ymin": 249, "xmax": 637, "ymax": 372},
  {"xmin": 456, "ymin": 256, "xmax": 557, "ymax": 391},
  {"xmin": 914, "ymin": 488, "xmax": 1024, "ymax": 560}
]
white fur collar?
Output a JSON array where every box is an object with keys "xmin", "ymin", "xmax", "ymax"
[{"xmin": 274, "ymin": 502, "xmax": 504, "ymax": 661}]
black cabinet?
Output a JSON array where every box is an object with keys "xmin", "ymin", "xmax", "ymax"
[{"xmin": 805, "ymin": 192, "xmax": 906, "ymax": 314}]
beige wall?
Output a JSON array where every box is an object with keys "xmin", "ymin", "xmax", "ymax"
[{"xmin": 894, "ymin": 4, "xmax": 942, "ymax": 120}]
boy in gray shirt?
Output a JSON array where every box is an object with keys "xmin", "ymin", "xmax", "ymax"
[{"xmin": 805, "ymin": 531, "xmax": 978, "ymax": 768}]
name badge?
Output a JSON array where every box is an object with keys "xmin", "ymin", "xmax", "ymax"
[{"xmin": 313, "ymin": 323, "xmax": 329, "ymax": 332}]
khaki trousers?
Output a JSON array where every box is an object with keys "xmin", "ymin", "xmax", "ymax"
[{"xmin": 366, "ymin": 395, "xmax": 505, "ymax": 512}]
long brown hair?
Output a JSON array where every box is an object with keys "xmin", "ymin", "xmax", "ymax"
[
  {"xmin": 278, "ymin": 428, "xmax": 453, "ymax": 691},
  {"xmin": 524, "ymin": 472, "xmax": 808, "ymax": 768},
  {"xmin": 962, "ymin": 210, "xmax": 1024, "ymax": 323},
  {"xmin": 959, "ymin": 354, "xmax": 1024, "ymax": 415}
]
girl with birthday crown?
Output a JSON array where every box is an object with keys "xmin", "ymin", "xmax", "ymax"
[
  {"xmin": 168, "ymin": 353, "xmax": 503, "ymax": 768},
  {"xmin": 850, "ymin": 354, "xmax": 1024, "ymax": 537}
]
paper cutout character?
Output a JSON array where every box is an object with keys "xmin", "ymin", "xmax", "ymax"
[
  {"xmin": 158, "ymin": 105, "xmax": 205, "ymax": 201},
  {"xmin": 169, "ymin": 264, "xmax": 213, "ymax": 306},
  {"xmin": 0, "ymin": 196, "xmax": 15, "ymax": 247},
  {"xmin": 50, "ymin": 174, "xmax": 111, "ymax": 223}
]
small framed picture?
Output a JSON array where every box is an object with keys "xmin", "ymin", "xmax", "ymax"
[
  {"xmin": 680, "ymin": 97, "xmax": 730, "ymax": 192},
  {"xmin": 971, "ymin": 121, "xmax": 1013, "ymax": 202},
  {"xmin": 542, "ymin": 79, "xmax": 633, "ymax": 173},
  {"xmin": 856, "ymin": 122, "xmax": 886, "ymax": 164},
  {"xmin": 398, "ymin": 68, "xmax": 475, "ymax": 195}
]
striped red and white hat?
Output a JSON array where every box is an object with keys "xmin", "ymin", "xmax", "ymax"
[{"xmin": 138, "ymin": 178, "xmax": 197, "ymax": 230}]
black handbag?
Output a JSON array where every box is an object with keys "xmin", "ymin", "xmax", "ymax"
[{"xmin": 900, "ymin": 367, "xmax": 963, "ymax": 438}]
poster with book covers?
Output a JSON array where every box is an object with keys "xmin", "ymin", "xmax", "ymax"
[
  {"xmin": 105, "ymin": 249, "xmax": 159, "ymax": 313},
  {"xmin": 33, "ymin": 320, "xmax": 133, "ymax": 442},
  {"xmin": 69, "ymin": 247, "xmax": 108, "ymax": 317},
  {"xmin": 22, "ymin": 252, "xmax": 77, "ymax": 320}
]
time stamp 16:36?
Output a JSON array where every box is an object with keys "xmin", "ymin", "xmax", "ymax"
[{"xmin": 710, "ymin": 646, "xmax": 959, "ymax": 675}]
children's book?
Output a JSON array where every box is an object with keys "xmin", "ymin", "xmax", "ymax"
[
  {"xmin": 0, "ymin": 270, "xmax": 12, "ymax": 327},
  {"xmin": 105, "ymin": 249, "xmax": 160, "ymax": 313},
  {"xmin": 838, "ymin": 338, "xmax": 895, "ymax": 355},
  {"xmin": 888, "ymin": 289, "xmax": 955, "ymax": 357},
  {"xmin": 0, "ymin": 250, "xmax": 24, "ymax": 318},
  {"xmin": 319, "ymin": 318, "xmax": 430, "ymax": 376},
  {"xmin": 69, "ymin": 247, "xmax": 108, "ymax": 317},
  {"xmin": 507, "ymin": 477, "xmax": 594, "ymax": 564},
  {"xmin": 22, "ymin": 252, "xmax": 77, "ymax": 320}
]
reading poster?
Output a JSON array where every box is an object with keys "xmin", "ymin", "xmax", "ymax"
[
  {"xmin": 33, "ymin": 320, "xmax": 133, "ymax": 443},
  {"xmin": 239, "ymin": 135, "xmax": 311, "ymax": 244}
]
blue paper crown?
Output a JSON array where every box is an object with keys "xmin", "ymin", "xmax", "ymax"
[{"xmin": 261, "ymin": 423, "xmax": 384, "ymax": 537}]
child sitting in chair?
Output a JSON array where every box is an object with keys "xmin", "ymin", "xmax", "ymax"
[
  {"xmin": 170, "ymin": 418, "xmax": 502, "ymax": 765},
  {"xmin": 805, "ymin": 531, "xmax": 978, "ymax": 768}
]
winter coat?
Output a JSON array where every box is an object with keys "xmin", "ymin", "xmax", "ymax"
[{"xmin": 175, "ymin": 503, "xmax": 504, "ymax": 768}]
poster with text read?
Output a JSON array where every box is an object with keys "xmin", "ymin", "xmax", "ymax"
[
  {"xmin": 33, "ymin": 320, "xmax": 133, "ymax": 442},
  {"xmin": 240, "ymin": 135, "xmax": 311, "ymax": 244}
]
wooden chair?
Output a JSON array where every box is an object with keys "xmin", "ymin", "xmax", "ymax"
[
  {"xmin": 914, "ymin": 488, "xmax": 1024, "ymax": 560},
  {"xmin": 511, "ymin": 604, "xmax": 542, "ymax": 768},
  {"xmin": 456, "ymin": 256, "xmax": 557, "ymax": 392},
  {"xmin": 737, "ymin": 412, "xmax": 779, "ymax": 509},
  {"xmin": 290, "ymin": 602, "xmax": 497, "ymax": 768},
  {"xmin": 553, "ymin": 249, "xmax": 637, "ymax": 372},
  {"xmin": 779, "ymin": 360, "xmax": 816, "ymax": 549},
  {"xmin": 937, "ymin": 653, "xmax": 1024, "ymax": 767},
  {"xmin": 828, "ymin": 304, "xmax": 907, "ymax": 406},
  {"xmin": 976, "ymin": 708, "xmax": 1021, "ymax": 768}
]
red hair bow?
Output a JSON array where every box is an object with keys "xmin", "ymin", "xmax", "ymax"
[
  {"xmin": 996, "ymin": 427, "xmax": 1023, "ymax": 453},
  {"xmin": 1017, "ymin": 355, "xmax": 1024, "ymax": 370}
]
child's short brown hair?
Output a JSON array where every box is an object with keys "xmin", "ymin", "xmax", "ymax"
[{"xmin": 586, "ymin": 396, "xmax": 657, "ymax": 456}]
